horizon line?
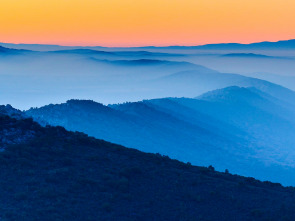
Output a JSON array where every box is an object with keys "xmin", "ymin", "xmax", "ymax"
[{"xmin": 1, "ymin": 38, "xmax": 295, "ymax": 48}]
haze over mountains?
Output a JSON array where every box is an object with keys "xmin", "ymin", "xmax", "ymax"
[
  {"xmin": 1, "ymin": 41, "xmax": 295, "ymax": 184},
  {"xmin": 0, "ymin": 41, "xmax": 295, "ymax": 109},
  {"xmin": 2, "ymin": 40, "xmax": 295, "ymax": 220},
  {"xmin": 2, "ymin": 39, "xmax": 295, "ymax": 51}
]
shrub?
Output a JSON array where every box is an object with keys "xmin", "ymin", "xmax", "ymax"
[{"xmin": 208, "ymin": 165, "xmax": 215, "ymax": 171}]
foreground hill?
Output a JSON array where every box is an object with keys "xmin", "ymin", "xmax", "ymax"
[
  {"xmin": 26, "ymin": 86, "xmax": 295, "ymax": 185},
  {"xmin": 1, "ymin": 109, "xmax": 295, "ymax": 220}
]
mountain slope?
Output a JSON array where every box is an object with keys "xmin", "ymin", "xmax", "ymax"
[
  {"xmin": 2, "ymin": 111, "xmax": 295, "ymax": 220},
  {"xmin": 26, "ymin": 87, "xmax": 295, "ymax": 186},
  {"xmin": 153, "ymin": 69, "xmax": 295, "ymax": 106},
  {"xmin": 0, "ymin": 46, "xmax": 30, "ymax": 55},
  {"xmin": 173, "ymin": 87, "xmax": 295, "ymax": 166},
  {"xmin": 26, "ymin": 99, "xmax": 239, "ymax": 163}
]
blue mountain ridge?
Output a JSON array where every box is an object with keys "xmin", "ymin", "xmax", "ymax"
[{"xmin": 26, "ymin": 86, "xmax": 295, "ymax": 185}]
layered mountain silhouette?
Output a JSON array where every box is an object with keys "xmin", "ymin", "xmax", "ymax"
[
  {"xmin": 152, "ymin": 68, "xmax": 295, "ymax": 104},
  {"xmin": 1, "ymin": 44, "xmax": 294, "ymax": 109},
  {"xmin": 26, "ymin": 86, "xmax": 295, "ymax": 185},
  {"xmin": 2, "ymin": 40, "xmax": 295, "ymax": 220},
  {"xmin": 2, "ymin": 106, "xmax": 295, "ymax": 220},
  {"xmin": 0, "ymin": 46, "xmax": 30, "ymax": 55},
  {"xmin": 51, "ymin": 49, "xmax": 183, "ymax": 59}
]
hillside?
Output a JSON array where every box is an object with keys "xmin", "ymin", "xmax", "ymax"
[
  {"xmin": 26, "ymin": 99, "xmax": 238, "ymax": 163},
  {"xmin": 2, "ymin": 109, "xmax": 295, "ymax": 220},
  {"xmin": 26, "ymin": 86, "xmax": 295, "ymax": 185}
]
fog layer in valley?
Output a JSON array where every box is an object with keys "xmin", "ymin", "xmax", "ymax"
[{"xmin": 1, "ymin": 42, "xmax": 295, "ymax": 109}]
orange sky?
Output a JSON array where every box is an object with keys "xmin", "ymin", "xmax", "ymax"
[{"xmin": 1, "ymin": 0, "xmax": 295, "ymax": 46}]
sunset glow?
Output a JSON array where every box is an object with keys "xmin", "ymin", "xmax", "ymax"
[{"xmin": 1, "ymin": 0, "xmax": 295, "ymax": 46}]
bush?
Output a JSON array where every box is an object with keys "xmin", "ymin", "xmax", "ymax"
[{"xmin": 208, "ymin": 165, "xmax": 215, "ymax": 171}]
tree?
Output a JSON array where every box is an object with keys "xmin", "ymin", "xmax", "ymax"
[{"xmin": 208, "ymin": 165, "xmax": 215, "ymax": 171}]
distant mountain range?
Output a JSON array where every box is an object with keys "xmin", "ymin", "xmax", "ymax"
[
  {"xmin": 25, "ymin": 86, "xmax": 295, "ymax": 185},
  {"xmin": 2, "ymin": 105, "xmax": 295, "ymax": 220},
  {"xmin": 185, "ymin": 39, "xmax": 295, "ymax": 50},
  {"xmin": 220, "ymin": 53, "xmax": 277, "ymax": 58},
  {"xmin": 1, "ymin": 43, "xmax": 294, "ymax": 109},
  {"xmin": 1, "ymin": 39, "xmax": 295, "ymax": 51},
  {"xmin": 2, "ymin": 39, "xmax": 295, "ymax": 220},
  {"xmin": 0, "ymin": 45, "xmax": 31, "ymax": 55}
]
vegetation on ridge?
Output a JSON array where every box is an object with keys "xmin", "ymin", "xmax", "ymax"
[{"xmin": 1, "ymin": 115, "xmax": 295, "ymax": 220}]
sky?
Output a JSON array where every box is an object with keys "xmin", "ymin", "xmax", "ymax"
[{"xmin": 1, "ymin": 0, "xmax": 295, "ymax": 47}]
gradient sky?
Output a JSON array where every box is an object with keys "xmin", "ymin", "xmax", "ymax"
[{"xmin": 1, "ymin": 0, "xmax": 295, "ymax": 46}]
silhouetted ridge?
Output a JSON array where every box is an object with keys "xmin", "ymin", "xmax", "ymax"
[
  {"xmin": 26, "ymin": 91, "xmax": 295, "ymax": 185},
  {"xmin": 113, "ymin": 50, "xmax": 181, "ymax": 57},
  {"xmin": 1, "ymin": 113, "xmax": 295, "ymax": 220},
  {"xmin": 52, "ymin": 49, "xmax": 115, "ymax": 55},
  {"xmin": 86, "ymin": 57, "xmax": 197, "ymax": 68},
  {"xmin": 0, "ymin": 105, "xmax": 24, "ymax": 119},
  {"xmin": 0, "ymin": 46, "xmax": 9, "ymax": 52},
  {"xmin": 30, "ymin": 99, "xmax": 108, "ymax": 112},
  {"xmin": 2, "ymin": 38, "xmax": 295, "ymax": 50},
  {"xmin": 221, "ymin": 53, "xmax": 273, "ymax": 58},
  {"xmin": 193, "ymin": 39, "xmax": 295, "ymax": 50},
  {"xmin": 111, "ymin": 59, "xmax": 181, "ymax": 66},
  {"xmin": 0, "ymin": 45, "xmax": 31, "ymax": 54},
  {"xmin": 197, "ymin": 86, "xmax": 266, "ymax": 103},
  {"xmin": 0, "ymin": 46, "xmax": 18, "ymax": 53},
  {"xmin": 65, "ymin": 99, "xmax": 106, "ymax": 109},
  {"xmin": 110, "ymin": 101, "xmax": 160, "ymax": 117}
]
